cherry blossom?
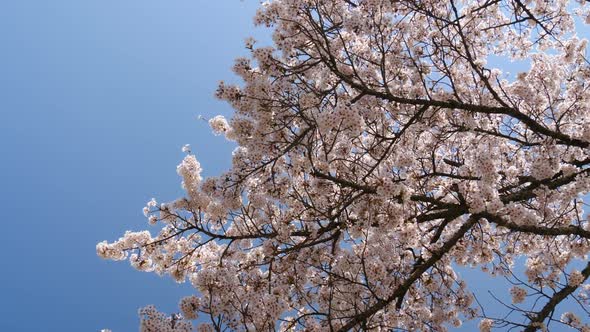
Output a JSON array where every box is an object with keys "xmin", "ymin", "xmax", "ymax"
[{"xmin": 99, "ymin": 0, "xmax": 590, "ymax": 330}]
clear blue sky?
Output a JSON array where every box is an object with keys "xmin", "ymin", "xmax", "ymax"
[
  {"xmin": 0, "ymin": 1, "xmax": 266, "ymax": 330},
  {"xmin": 0, "ymin": 1, "xmax": 588, "ymax": 331}
]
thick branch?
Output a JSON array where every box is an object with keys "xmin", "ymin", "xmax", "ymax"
[
  {"xmin": 336, "ymin": 215, "xmax": 479, "ymax": 332},
  {"xmin": 523, "ymin": 261, "xmax": 590, "ymax": 332},
  {"xmin": 481, "ymin": 211, "xmax": 590, "ymax": 239}
]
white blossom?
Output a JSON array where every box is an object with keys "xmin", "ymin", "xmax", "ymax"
[
  {"xmin": 208, "ymin": 115, "xmax": 231, "ymax": 136},
  {"xmin": 98, "ymin": 1, "xmax": 590, "ymax": 331},
  {"xmin": 510, "ymin": 286, "xmax": 527, "ymax": 304}
]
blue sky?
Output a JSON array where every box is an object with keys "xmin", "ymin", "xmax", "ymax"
[
  {"xmin": 0, "ymin": 1, "xmax": 265, "ymax": 330},
  {"xmin": 0, "ymin": 1, "xmax": 588, "ymax": 331}
]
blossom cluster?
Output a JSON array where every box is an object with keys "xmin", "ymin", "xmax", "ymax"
[
  {"xmin": 510, "ymin": 286, "xmax": 527, "ymax": 304},
  {"xmin": 138, "ymin": 305, "xmax": 192, "ymax": 332}
]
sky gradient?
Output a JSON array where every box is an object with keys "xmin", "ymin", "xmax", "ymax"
[{"xmin": 1, "ymin": 1, "xmax": 265, "ymax": 330}]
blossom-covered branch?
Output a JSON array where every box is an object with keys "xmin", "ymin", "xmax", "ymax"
[{"xmin": 99, "ymin": 0, "xmax": 590, "ymax": 331}]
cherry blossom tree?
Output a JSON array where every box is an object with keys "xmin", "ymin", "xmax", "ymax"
[{"xmin": 97, "ymin": 0, "xmax": 590, "ymax": 330}]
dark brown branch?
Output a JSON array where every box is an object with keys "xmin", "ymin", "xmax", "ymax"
[
  {"xmin": 523, "ymin": 261, "xmax": 590, "ymax": 332},
  {"xmin": 336, "ymin": 215, "xmax": 480, "ymax": 332},
  {"xmin": 481, "ymin": 211, "xmax": 590, "ymax": 239}
]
